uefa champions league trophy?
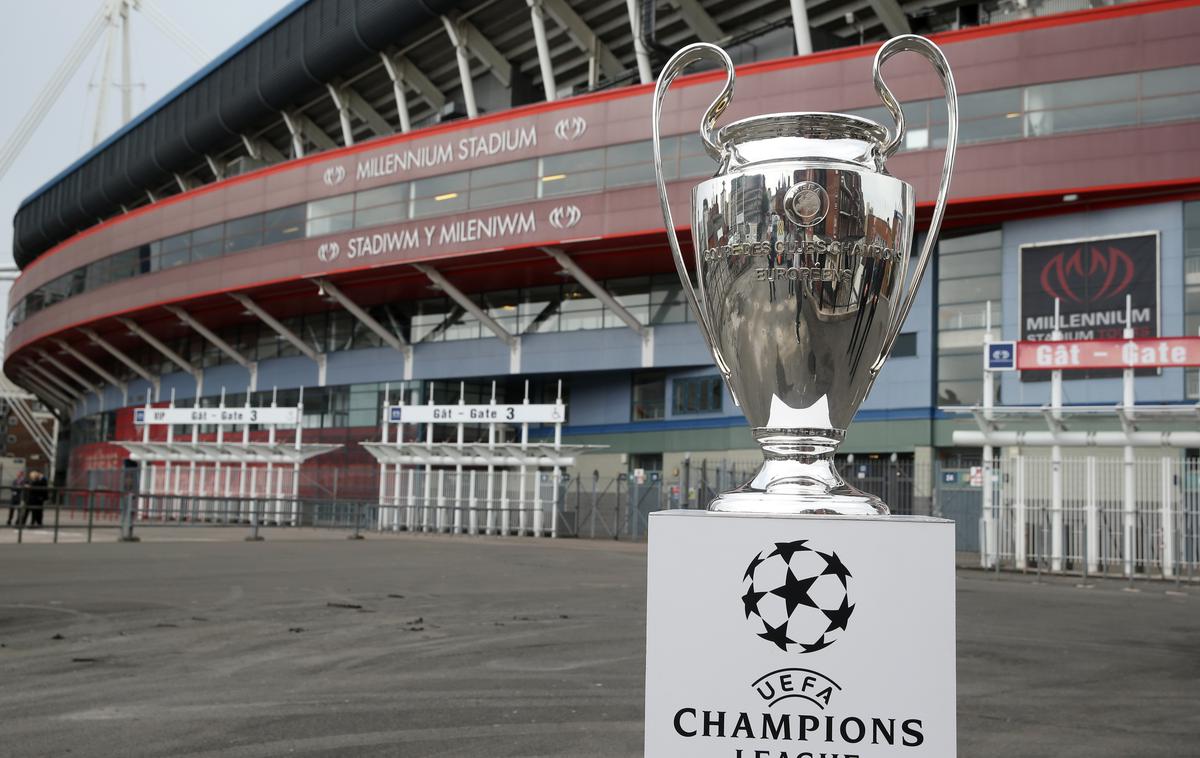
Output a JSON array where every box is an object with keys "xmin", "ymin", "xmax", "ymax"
[{"xmin": 652, "ymin": 36, "xmax": 958, "ymax": 515}]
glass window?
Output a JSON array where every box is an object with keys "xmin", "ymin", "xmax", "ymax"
[
  {"xmin": 678, "ymin": 133, "xmax": 714, "ymax": 178},
  {"xmin": 938, "ymin": 274, "xmax": 1001, "ymax": 305},
  {"xmin": 412, "ymin": 298, "xmax": 451, "ymax": 343},
  {"xmin": 958, "ymin": 88, "xmax": 1021, "ymax": 122},
  {"xmin": 412, "ymin": 172, "xmax": 469, "ymax": 218},
  {"xmin": 558, "ymin": 283, "xmax": 603, "ymax": 331},
  {"xmin": 605, "ymin": 142, "xmax": 654, "ymax": 188},
  {"xmin": 540, "ymin": 148, "xmax": 605, "ymax": 197},
  {"xmin": 263, "ymin": 205, "xmax": 305, "ymax": 245},
  {"xmin": 520, "ymin": 285, "xmax": 560, "ymax": 333},
  {"xmin": 892, "ymin": 331, "xmax": 918, "ymax": 358},
  {"xmin": 355, "ymin": 203, "xmax": 408, "ymax": 229},
  {"xmin": 469, "ymin": 161, "xmax": 537, "ymax": 209},
  {"xmin": 673, "ymin": 375, "xmax": 722, "ymax": 415},
  {"xmin": 224, "ymin": 214, "xmax": 263, "ymax": 254},
  {"xmin": 606, "ymin": 277, "xmax": 650, "ymax": 325},
  {"xmin": 306, "ymin": 194, "xmax": 354, "ymax": 236},
  {"xmin": 632, "ymin": 372, "xmax": 666, "ymax": 421},
  {"xmin": 356, "ymin": 183, "xmax": 409, "ymax": 210},
  {"xmin": 191, "ymin": 223, "xmax": 223, "ymax": 260},
  {"xmin": 1141, "ymin": 65, "xmax": 1200, "ymax": 98},
  {"xmin": 650, "ymin": 276, "xmax": 690, "ymax": 324}
]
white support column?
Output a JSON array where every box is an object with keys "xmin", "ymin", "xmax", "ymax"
[
  {"xmin": 468, "ymin": 469, "xmax": 478, "ymax": 535},
  {"xmin": 528, "ymin": 0, "xmax": 557, "ymax": 101},
  {"xmin": 441, "ymin": 16, "xmax": 479, "ymax": 119},
  {"xmin": 26, "ymin": 362, "xmax": 85, "ymax": 403},
  {"xmin": 624, "ymin": 0, "xmax": 654, "ymax": 84},
  {"xmin": 79, "ymin": 326, "xmax": 159, "ymax": 400},
  {"xmin": 138, "ymin": 394, "xmax": 151, "ymax": 520},
  {"xmin": 230, "ymin": 293, "xmax": 326, "ymax": 385},
  {"xmin": 314, "ymin": 279, "xmax": 411, "ymax": 372},
  {"xmin": 666, "ymin": 0, "xmax": 723, "ymax": 43},
  {"xmin": 189, "ymin": 392, "xmax": 200, "ymax": 519},
  {"xmin": 379, "ymin": 54, "xmax": 413, "ymax": 133},
  {"xmin": 55, "ymin": 338, "xmax": 128, "ymax": 404},
  {"xmin": 405, "ymin": 419, "xmax": 416, "ymax": 532},
  {"xmin": 1015, "ymin": 452, "xmax": 1027, "ymax": 570},
  {"xmin": 292, "ymin": 390, "xmax": 304, "ymax": 527},
  {"xmin": 1086, "ymin": 455, "xmax": 1099, "ymax": 573},
  {"xmin": 118, "ymin": 317, "xmax": 202, "ymax": 396},
  {"xmin": 789, "ymin": 0, "xmax": 812, "ymax": 55},
  {"xmin": 377, "ymin": 384, "xmax": 390, "ymax": 530},
  {"xmin": 454, "ymin": 381, "xmax": 465, "ymax": 534},
  {"xmin": 423, "ymin": 393, "xmax": 434, "ymax": 532},
  {"xmin": 1161, "ymin": 456, "xmax": 1175, "ymax": 578},
  {"xmin": 166, "ymin": 305, "xmax": 257, "ymax": 391},
  {"xmin": 239, "ymin": 393, "xmax": 250, "ymax": 521},
  {"xmin": 1050, "ymin": 299, "xmax": 1064, "ymax": 572},
  {"xmin": 551, "ymin": 379, "xmax": 563, "ymax": 539},
  {"xmin": 380, "ymin": 52, "xmax": 445, "ymax": 118},
  {"xmin": 542, "ymin": 246, "xmax": 652, "ymax": 365},
  {"xmin": 520, "ymin": 380, "xmax": 531, "ymax": 536},
  {"xmin": 281, "ymin": 110, "xmax": 305, "ymax": 158},
  {"xmin": 165, "ymin": 389, "xmax": 176, "ymax": 519},
  {"xmin": 486, "ymin": 381, "xmax": 497, "ymax": 535},
  {"xmin": 541, "ymin": 0, "xmax": 622, "ymax": 81},
  {"xmin": 413, "ymin": 263, "xmax": 518, "ymax": 372},
  {"xmin": 267, "ymin": 388, "xmax": 277, "ymax": 524},
  {"xmin": 981, "ymin": 301, "xmax": 996, "ymax": 569},
  {"xmin": 215, "ymin": 388, "xmax": 226, "ymax": 522},
  {"xmin": 500, "ymin": 469, "xmax": 510, "ymax": 536},
  {"xmin": 1122, "ymin": 295, "xmax": 1136, "ymax": 578},
  {"xmin": 325, "ymin": 83, "xmax": 355, "ymax": 146}
]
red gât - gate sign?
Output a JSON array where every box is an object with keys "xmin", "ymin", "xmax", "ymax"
[{"xmin": 1016, "ymin": 337, "xmax": 1200, "ymax": 371}]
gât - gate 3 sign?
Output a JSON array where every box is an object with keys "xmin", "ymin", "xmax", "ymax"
[{"xmin": 1019, "ymin": 232, "xmax": 1159, "ymax": 381}]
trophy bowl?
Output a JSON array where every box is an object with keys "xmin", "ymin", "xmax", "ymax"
[{"xmin": 652, "ymin": 36, "xmax": 958, "ymax": 515}]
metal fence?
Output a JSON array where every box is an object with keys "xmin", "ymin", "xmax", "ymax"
[{"xmin": 979, "ymin": 457, "xmax": 1200, "ymax": 583}]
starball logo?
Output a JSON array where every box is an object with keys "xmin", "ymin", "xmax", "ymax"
[
  {"xmin": 322, "ymin": 165, "xmax": 346, "ymax": 187},
  {"xmin": 1039, "ymin": 244, "xmax": 1135, "ymax": 304},
  {"xmin": 553, "ymin": 116, "xmax": 587, "ymax": 141},
  {"xmin": 666, "ymin": 539, "xmax": 928, "ymax": 757},
  {"xmin": 742, "ymin": 540, "xmax": 854, "ymax": 653}
]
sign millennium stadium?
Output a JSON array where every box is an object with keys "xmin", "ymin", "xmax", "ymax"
[{"xmin": 644, "ymin": 35, "xmax": 959, "ymax": 757}]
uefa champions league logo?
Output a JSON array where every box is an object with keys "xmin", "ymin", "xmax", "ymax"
[{"xmin": 741, "ymin": 540, "xmax": 854, "ymax": 654}]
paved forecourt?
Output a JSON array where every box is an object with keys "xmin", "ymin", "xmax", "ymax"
[{"xmin": 0, "ymin": 533, "xmax": 1196, "ymax": 757}]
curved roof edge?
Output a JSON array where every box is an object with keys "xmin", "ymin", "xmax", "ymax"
[{"xmin": 16, "ymin": 0, "xmax": 311, "ymax": 213}]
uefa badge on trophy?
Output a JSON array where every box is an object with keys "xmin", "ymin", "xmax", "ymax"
[{"xmin": 652, "ymin": 36, "xmax": 958, "ymax": 515}]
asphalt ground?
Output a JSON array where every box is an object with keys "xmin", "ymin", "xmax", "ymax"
[{"xmin": 0, "ymin": 530, "xmax": 1197, "ymax": 757}]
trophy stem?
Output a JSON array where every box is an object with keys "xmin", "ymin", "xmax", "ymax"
[{"xmin": 707, "ymin": 428, "xmax": 890, "ymax": 516}]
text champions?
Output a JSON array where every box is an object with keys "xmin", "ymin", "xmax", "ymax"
[{"xmin": 673, "ymin": 708, "xmax": 925, "ymax": 756}]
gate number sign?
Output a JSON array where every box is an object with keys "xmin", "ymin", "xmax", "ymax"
[{"xmin": 388, "ymin": 403, "xmax": 565, "ymax": 424}]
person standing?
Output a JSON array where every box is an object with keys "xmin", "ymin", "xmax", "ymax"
[
  {"xmin": 6, "ymin": 470, "xmax": 25, "ymax": 527},
  {"xmin": 23, "ymin": 471, "xmax": 48, "ymax": 527}
]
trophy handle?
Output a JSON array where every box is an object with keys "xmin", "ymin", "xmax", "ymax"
[
  {"xmin": 870, "ymin": 35, "xmax": 958, "ymax": 375},
  {"xmin": 652, "ymin": 43, "xmax": 736, "ymax": 384}
]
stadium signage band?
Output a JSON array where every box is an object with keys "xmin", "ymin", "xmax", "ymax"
[
  {"xmin": 387, "ymin": 403, "xmax": 564, "ymax": 424},
  {"xmin": 351, "ymin": 124, "xmax": 538, "ymax": 181},
  {"xmin": 134, "ymin": 407, "xmax": 300, "ymax": 425},
  {"xmin": 1013, "ymin": 336, "xmax": 1200, "ymax": 371}
]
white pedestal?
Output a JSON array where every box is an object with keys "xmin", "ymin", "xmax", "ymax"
[{"xmin": 645, "ymin": 510, "xmax": 956, "ymax": 758}]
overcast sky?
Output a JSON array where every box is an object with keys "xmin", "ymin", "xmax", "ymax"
[{"xmin": 0, "ymin": 0, "xmax": 294, "ymax": 319}]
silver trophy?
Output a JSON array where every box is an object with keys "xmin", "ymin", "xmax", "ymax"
[{"xmin": 652, "ymin": 36, "xmax": 958, "ymax": 515}]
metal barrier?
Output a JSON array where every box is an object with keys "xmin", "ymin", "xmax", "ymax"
[{"xmin": 978, "ymin": 457, "xmax": 1200, "ymax": 584}]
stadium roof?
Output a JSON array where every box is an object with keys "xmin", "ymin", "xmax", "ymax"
[{"xmin": 11, "ymin": 0, "xmax": 1015, "ymax": 270}]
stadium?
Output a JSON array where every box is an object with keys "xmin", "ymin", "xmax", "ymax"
[{"xmin": 3, "ymin": 0, "xmax": 1199, "ymax": 548}]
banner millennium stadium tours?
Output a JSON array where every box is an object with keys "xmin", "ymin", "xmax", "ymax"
[{"xmin": 1019, "ymin": 232, "xmax": 1159, "ymax": 381}]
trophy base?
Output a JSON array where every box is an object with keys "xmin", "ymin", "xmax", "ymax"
[{"xmin": 707, "ymin": 457, "xmax": 890, "ymax": 516}]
